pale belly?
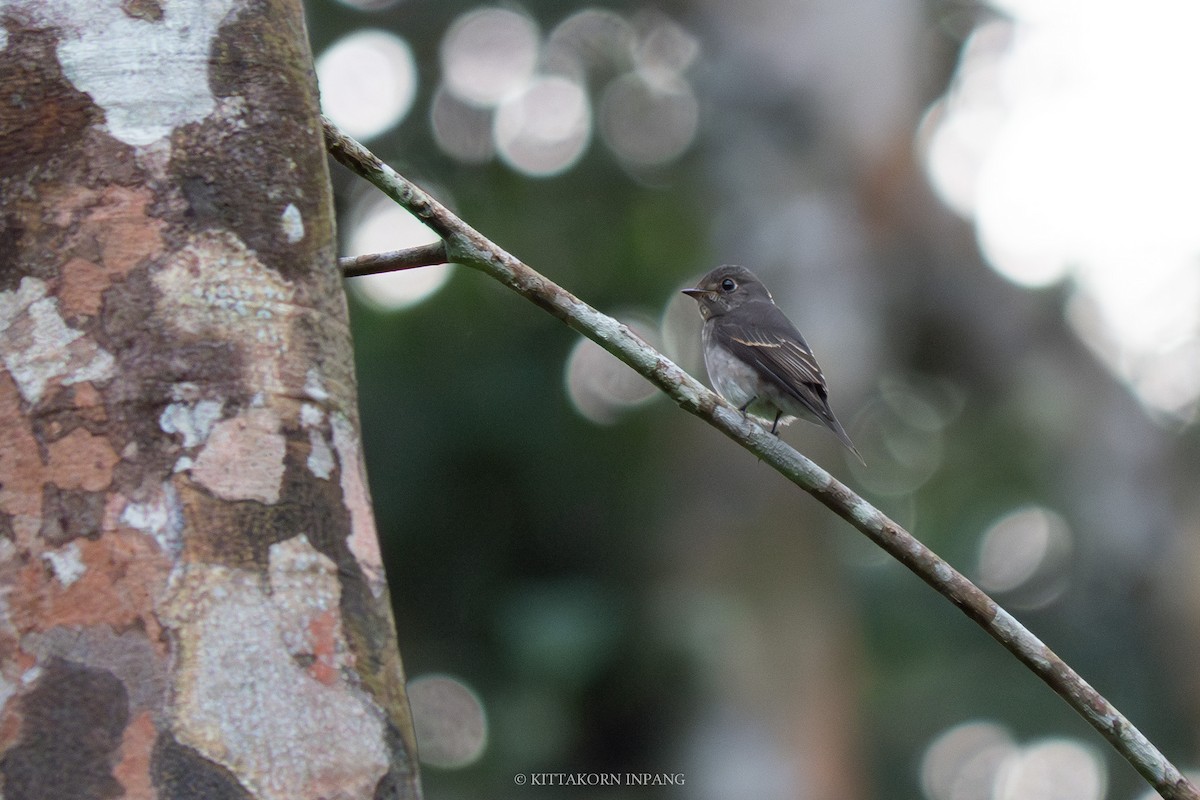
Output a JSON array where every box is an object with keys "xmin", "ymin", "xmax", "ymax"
[{"xmin": 701, "ymin": 328, "xmax": 819, "ymax": 428}]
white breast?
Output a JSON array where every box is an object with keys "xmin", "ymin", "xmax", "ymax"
[{"xmin": 701, "ymin": 330, "xmax": 760, "ymax": 409}]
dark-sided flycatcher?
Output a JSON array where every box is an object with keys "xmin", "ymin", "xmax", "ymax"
[{"xmin": 683, "ymin": 265, "xmax": 862, "ymax": 462}]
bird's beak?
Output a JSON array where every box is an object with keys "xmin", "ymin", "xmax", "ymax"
[{"xmin": 681, "ymin": 287, "xmax": 713, "ymax": 299}]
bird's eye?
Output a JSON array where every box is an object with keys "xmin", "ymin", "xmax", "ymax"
[{"xmin": 720, "ymin": 278, "xmax": 737, "ymax": 292}]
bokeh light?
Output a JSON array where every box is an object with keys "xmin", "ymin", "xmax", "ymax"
[
  {"xmin": 429, "ymin": 6, "xmax": 699, "ymax": 176},
  {"xmin": 595, "ymin": 11, "xmax": 699, "ymax": 169},
  {"xmin": 545, "ymin": 8, "xmax": 635, "ymax": 75},
  {"xmin": 976, "ymin": 506, "xmax": 1072, "ymax": 610},
  {"xmin": 921, "ymin": 723, "xmax": 1105, "ymax": 800},
  {"xmin": 407, "ymin": 674, "xmax": 488, "ymax": 768},
  {"xmin": 494, "ymin": 75, "xmax": 592, "ymax": 177},
  {"xmin": 686, "ymin": 716, "xmax": 798, "ymax": 800},
  {"xmin": 599, "ymin": 73, "xmax": 698, "ymax": 168},
  {"xmin": 430, "ymin": 86, "xmax": 495, "ymax": 164},
  {"xmin": 846, "ymin": 376, "xmax": 961, "ymax": 494},
  {"xmin": 632, "ymin": 11, "xmax": 699, "ymax": 87},
  {"xmin": 316, "ymin": 29, "xmax": 417, "ymax": 141},
  {"xmin": 921, "ymin": 720, "xmax": 1016, "ymax": 800},
  {"xmin": 920, "ymin": 1, "xmax": 1200, "ymax": 422},
  {"xmin": 993, "ymin": 738, "xmax": 1105, "ymax": 800},
  {"xmin": 565, "ymin": 314, "xmax": 660, "ymax": 425},
  {"xmin": 441, "ymin": 8, "xmax": 540, "ymax": 108},
  {"xmin": 343, "ymin": 191, "xmax": 452, "ymax": 311}
]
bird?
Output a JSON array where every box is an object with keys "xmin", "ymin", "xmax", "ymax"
[{"xmin": 682, "ymin": 265, "xmax": 863, "ymax": 463}]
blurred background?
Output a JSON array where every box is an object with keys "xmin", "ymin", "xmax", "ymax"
[{"xmin": 305, "ymin": 0, "xmax": 1200, "ymax": 797}]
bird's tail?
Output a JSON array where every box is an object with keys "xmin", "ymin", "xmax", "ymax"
[{"xmin": 826, "ymin": 413, "xmax": 865, "ymax": 466}]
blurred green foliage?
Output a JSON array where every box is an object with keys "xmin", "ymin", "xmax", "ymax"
[{"xmin": 307, "ymin": 1, "xmax": 1200, "ymax": 798}]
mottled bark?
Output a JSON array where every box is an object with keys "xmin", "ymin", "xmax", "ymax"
[{"xmin": 0, "ymin": 2, "xmax": 421, "ymax": 799}]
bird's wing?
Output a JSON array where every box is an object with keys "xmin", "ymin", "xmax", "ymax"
[
  {"xmin": 715, "ymin": 301, "xmax": 863, "ymax": 462},
  {"xmin": 717, "ymin": 301, "xmax": 830, "ymax": 403}
]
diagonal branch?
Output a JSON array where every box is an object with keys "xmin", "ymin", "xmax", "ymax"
[{"xmin": 322, "ymin": 115, "xmax": 1198, "ymax": 800}]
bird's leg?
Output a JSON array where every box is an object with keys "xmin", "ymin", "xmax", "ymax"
[
  {"xmin": 737, "ymin": 397, "xmax": 756, "ymax": 421},
  {"xmin": 771, "ymin": 410, "xmax": 782, "ymax": 435}
]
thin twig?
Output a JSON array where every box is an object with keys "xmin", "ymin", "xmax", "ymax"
[
  {"xmin": 322, "ymin": 115, "xmax": 1198, "ymax": 800},
  {"xmin": 340, "ymin": 242, "xmax": 448, "ymax": 277}
]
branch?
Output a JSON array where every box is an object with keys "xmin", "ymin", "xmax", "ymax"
[
  {"xmin": 340, "ymin": 242, "xmax": 448, "ymax": 277},
  {"xmin": 322, "ymin": 115, "xmax": 1198, "ymax": 800}
]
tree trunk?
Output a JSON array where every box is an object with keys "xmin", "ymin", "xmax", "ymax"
[{"xmin": 0, "ymin": 1, "xmax": 422, "ymax": 798}]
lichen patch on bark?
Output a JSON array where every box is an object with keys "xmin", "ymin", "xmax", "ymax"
[
  {"xmin": 188, "ymin": 407, "xmax": 286, "ymax": 505},
  {"xmin": 117, "ymin": 481, "xmax": 185, "ymax": 560},
  {"xmin": 160, "ymin": 395, "xmax": 224, "ymax": 451},
  {"xmin": 0, "ymin": 276, "xmax": 114, "ymax": 405},
  {"xmin": 162, "ymin": 562, "xmax": 390, "ymax": 800},
  {"xmin": 152, "ymin": 230, "xmax": 303, "ymax": 399},
  {"xmin": 301, "ymin": 403, "xmax": 336, "ymax": 480},
  {"xmin": 330, "ymin": 413, "xmax": 387, "ymax": 598},
  {"xmin": 280, "ymin": 203, "xmax": 305, "ymax": 244},
  {"xmin": 12, "ymin": 0, "xmax": 241, "ymax": 147},
  {"xmin": 41, "ymin": 541, "xmax": 86, "ymax": 587},
  {"xmin": 269, "ymin": 535, "xmax": 348, "ymax": 686}
]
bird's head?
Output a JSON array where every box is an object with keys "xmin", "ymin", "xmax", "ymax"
[{"xmin": 681, "ymin": 265, "xmax": 773, "ymax": 320}]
